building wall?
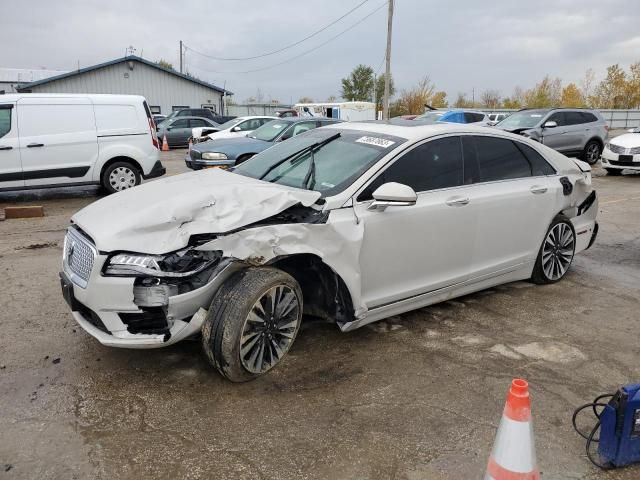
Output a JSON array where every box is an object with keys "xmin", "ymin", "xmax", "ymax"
[{"xmin": 25, "ymin": 61, "xmax": 223, "ymax": 115}]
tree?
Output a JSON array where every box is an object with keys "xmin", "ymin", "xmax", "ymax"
[
  {"xmin": 523, "ymin": 76, "xmax": 562, "ymax": 107},
  {"xmin": 298, "ymin": 96, "xmax": 314, "ymax": 103},
  {"xmin": 431, "ymin": 91, "xmax": 448, "ymax": 108},
  {"xmin": 502, "ymin": 86, "xmax": 524, "ymax": 109},
  {"xmin": 581, "ymin": 68, "xmax": 596, "ymax": 107},
  {"xmin": 453, "ymin": 92, "xmax": 472, "ymax": 108},
  {"xmin": 374, "ymin": 74, "xmax": 395, "ymax": 110},
  {"xmin": 156, "ymin": 59, "xmax": 174, "ymax": 70},
  {"xmin": 393, "ymin": 76, "xmax": 437, "ymax": 115},
  {"xmin": 626, "ymin": 62, "xmax": 640, "ymax": 109},
  {"xmin": 593, "ymin": 64, "xmax": 628, "ymax": 108},
  {"xmin": 341, "ymin": 64, "xmax": 375, "ymax": 101},
  {"xmin": 480, "ymin": 89, "xmax": 501, "ymax": 109},
  {"xmin": 561, "ymin": 83, "xmax": 584, "ymax": 107},
  {"xmin": 326, "ymin": 95, "xmax": 337, "ymax": 103}
]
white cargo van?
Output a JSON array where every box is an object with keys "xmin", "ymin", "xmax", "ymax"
[{"xmin": 0, "ymin": 94, "xmax": 164, "ymax": 194}]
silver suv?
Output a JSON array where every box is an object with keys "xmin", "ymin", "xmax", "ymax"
[{"xmin": 495, "ymin": 108, "xmax": 608, "ymax": 164}]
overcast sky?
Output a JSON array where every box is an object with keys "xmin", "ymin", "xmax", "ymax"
[{"xmin": 2, "ymin": 0, "xmax": 639, "ymax": 103}]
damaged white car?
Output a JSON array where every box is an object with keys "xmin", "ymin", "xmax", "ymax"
[{"xmin": 60, "ymin": 123, "xmax": 598, "ymax": 381}]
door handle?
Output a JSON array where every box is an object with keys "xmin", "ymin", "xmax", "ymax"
[
  {"xmin": 27, "ymin": 143, "xmax": 44, "ymax": 148},
  {"xmin": 445, "ymin": 196, "xmax": 470, "ymax": 207},
  {"xmin": 0, "ymin": 146, "xmax": 12, "ymax": 150},
  {"xmin": 530, "ymin": 185, "xmax": 548, "ymax": 194}
]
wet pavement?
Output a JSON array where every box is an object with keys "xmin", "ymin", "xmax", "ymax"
[{"xmin": 1, "ymin": 149, "xmax": 640, "ymax": 479}]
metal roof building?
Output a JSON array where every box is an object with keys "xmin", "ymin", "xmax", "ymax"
[
  {"xmin": 16, "ymin": 55, "xmax": 231, "ymax": 116},
  {"xmin": 0, "ymin": 67, "xmax": 68, "ymax": 94}
]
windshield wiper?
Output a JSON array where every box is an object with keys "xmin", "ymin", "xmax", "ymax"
[{"xmin": 259, "ymin": 133, "xmax": 341, "ymax": 181}]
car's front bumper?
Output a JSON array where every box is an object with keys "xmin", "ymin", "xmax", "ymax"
[
  {"xmin": 60, "ymin": 255, "xmax": 242, "ymax": 349},
  {"xmin": 184, "ymin": 153, "xmax": 235, "ymax": 170},
  {"xmin": 602, "ymin": 149, "xmax": 640, "ymax": 170}
]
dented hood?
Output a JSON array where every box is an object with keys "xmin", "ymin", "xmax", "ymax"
[{"xmin": 72, "ymin": 169, "xmax": 321, "ymax": 254}]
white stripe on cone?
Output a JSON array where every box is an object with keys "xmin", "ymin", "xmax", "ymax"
[{"xmin": 489, "ymin": 415, "xmax": 537, "ymax": 473}]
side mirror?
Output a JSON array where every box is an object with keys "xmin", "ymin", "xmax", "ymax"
[
  {"xmin": 368, "ymin": 182, "xmax": 417, "ymax": 211},
  {"xmin": 232, "ymin": 126, "xmax": 241, "ymax": 132},
  {"xmin": 543, "ymin": 121, "xmax": 557, "ymax": 129},
  {"xmin": 166, "ymin": 126, "xmax": 173, "ymax": 131}
]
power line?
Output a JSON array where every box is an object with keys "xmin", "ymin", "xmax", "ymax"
[
  {"xmin": 185, "ymin": 0, "xmax": 370, "ymax": 62},
  {"xmin": 188, "ymin": 2, "xmax": 387, "ymax": 75}
]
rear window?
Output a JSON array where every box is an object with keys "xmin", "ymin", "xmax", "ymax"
[
  {"xmin": 565, "ymin": 112, "xmax": 586, "ymax": 126},
  {"xmin": 0, "ymin": 106, "xmax": 11, "ymax": 138}
]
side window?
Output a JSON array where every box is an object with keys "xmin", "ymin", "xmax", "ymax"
[
  {"xmin": 0, "ymin": 106, "xmax": 12, "ymax": 138},
  {"xmin": 474, "ymin": 136, "xmax": 532, "ymax": 182},
  {"xmin": 565, "ymin": 112, "xmax": 585, "ymax": 125},
  {"xmin": 465, "ymin": 112, "xmax": 485, "ymax": 123},
  {"xmin": 580, "ymin": 112, "xmax": 598, "ymax": 123},
  {"xmin": 171, "ymin": 119, "xmax": 190, "ymax": 128},
  {"xmin": 547, "ymin": 112, "xmax": 566, "ymax": 126},
  {"xmin": 358, "ymin": 136, "xmax": 464, "ymax": 201},
  {"xmin": 292, "ymin": 122, "xmax": 316, "ymax": 137},
  {"xmin": 236, "ymin": 120, "xmax": 255, "ymax": 131},
  {"xmin": 257, "ymin": 118, "xmax": 271, "ymax": 127},
  {"xmin": 514, "ymin": 142, "xmax": 556, "ymax": 176},
  {"xmin": 189, "ymin": 119, "xmax": 207, "ymax": 128}
]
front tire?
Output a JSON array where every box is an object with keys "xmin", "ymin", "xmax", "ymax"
[
  {"xmin": 101, "ymin": 161, "xmax": 141, "ymax": 194},
  {"xmin": 531, "ymin": 217, "xmax": 576, "ymax": 284},
  {"xmin": 605, "ymin": 167, "xmax": 622, "ymax": 176},
  {"xmin": 581, "ymin": 140, "xmax": 602, "ymax": 165},
  {"xmin": 202, "ymin": 267, "xmax": 303, "ymax": 382}
]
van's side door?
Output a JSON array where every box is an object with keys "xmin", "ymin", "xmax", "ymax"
[
  {"xmin": 18, "ymin": 97, "xmax": 98, "ymax": 187},
  {"xmin": 0, "ymin": 103, "xmax": 24, "ymax": 190}
]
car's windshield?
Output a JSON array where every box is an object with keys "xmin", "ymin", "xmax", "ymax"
[
  {"xmin": 497, "ymin": 110, "xmax": 548, "ymax": 129},
  {"xmin": 217, "ymin": 118, "xmax": 244, "ymax": 130},
  {"xmin": 248, "ymin": 120, "xmax": 294, "ymax": 142},
  {"xmin": 234, "ymin": 129, "xmax": 406, "ymax": 196}
]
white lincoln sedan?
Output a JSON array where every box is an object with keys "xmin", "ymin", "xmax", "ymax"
[{"xmin": 60, "ymin": 123, "xmax": 598, "ymax": 381}]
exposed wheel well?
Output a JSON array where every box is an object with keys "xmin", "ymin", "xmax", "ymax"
[
  {"xmin": 269, "ymin": 254, "xmax": 354, "ymax": 323},
  {"xmin": 100, "ymin": 156, "xmax": 142, "ymax": 179},
  {"xmin": 235, "ymin": 153, "xmax": 255, "ymax": 165},
  {"xmin": 585, "ymin": 137, "xmax": 603, "ymax": 149}
]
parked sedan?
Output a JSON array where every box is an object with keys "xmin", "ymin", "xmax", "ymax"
[
  {"xmin": 61, "ymin": 122, "xmax": 598, "ymax": 382},
  {"xmin": 601, "ymin": 129, "xmax": 640, "ymax": 175},
  {"xmin": 157, "ymin": 116, "xmax": 219, "ymax": 147},
  {"xmin": 191, "ymin": 116, "xmax": 277, "ymax": 143},
  {"xmin": 186, "ymin": 117, "xmax": 340, "ymax": 169}
]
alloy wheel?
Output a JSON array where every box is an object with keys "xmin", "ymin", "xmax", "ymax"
[
  {"xmin": 586, "ymin": 143, "xmax": 600, "ymax": 164},
  {"xmin": 542, "ymin": 223, "xmax": 575, "ymax": 281},
  {"xmin": 240, "ymin": 285, "xmax": 301, "ymax": 374},
  {"xmin": 109, "ymin": 166, "xmax": 137, "ymax": 191}
]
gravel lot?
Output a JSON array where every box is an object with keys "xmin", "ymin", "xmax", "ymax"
[{"xmin": 1, "ymin": 147, "xmax": 639, "ymax": 479}]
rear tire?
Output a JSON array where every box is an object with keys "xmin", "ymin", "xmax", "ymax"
[
  {"xmin": 605, "ymin": 167, "xmax": 622, "ymax": 176},
  {"xmin": 581, "ymin": 140, "xmax": 601, "ymax": 165},
  {"xmin": 531, "ymin": 217, "xmax": 576, "ymax": 284},
  {"xmin": 201, "ymin": 267, "xmax": 303, "ymax": 382},
  {"xmin": 101, "ymin": 161, "xmax": 141, "ymax": 194}
]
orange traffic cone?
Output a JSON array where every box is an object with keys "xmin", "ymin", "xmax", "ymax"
[
  {"xmin": 485, "ymin": 379, "xmax": 539, "ymax": 480},
  {"xmin": 161, "ymin": 134, "xmax": 169, "ymax": 152},
  {"xmin": 188, "ymin": 136, "xmax": 193, "ymax": 152}
]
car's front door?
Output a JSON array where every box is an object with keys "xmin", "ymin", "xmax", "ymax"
[
  {"xmin": 461, "ymin": 135, "xmax": 558, "ymax": 279},
  {"xmin": 354, "ymin": 135, "xmax": 476, "ymax": 308},
  {"xmin": 541, "ymin": 112, "xmax": 570, "ymax": 151},
  {"xmin": 166, "ymin": 118, "xmax": 190, "ymax": 145},
  {"xmin": 0, "ymin": 103, "xmax": 24, "ymax": 190}
]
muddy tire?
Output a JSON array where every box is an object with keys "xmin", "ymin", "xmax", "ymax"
[
  {"xmin": 531, "ymin": 217, "xmax": 576, "ymax": 284},
  {"xmin": 201, "ymin": 267, "xmax": 303, "ymax": 382},
  {"xmin": 101, "ymin": 161, "xmax": 141, "ymax": 194},
  {"xmin": 605, "ymin": 167, "xmax": 622, "ymax": 176}
]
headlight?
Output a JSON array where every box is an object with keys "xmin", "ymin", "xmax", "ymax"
[
  {"xmin": 104, "ymin": 249, "xmax": 220, "ymax": 277},
  {"xmin": 202, "ymin": 152, "xmax": 227, "ymax": 160}
]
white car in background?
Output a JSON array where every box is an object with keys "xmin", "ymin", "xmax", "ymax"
[
  {"xmin": 191, "ymin": 116, "xmax": 276, "ymax": 143},
  {"xmin": 601, "ymin": 127, "xmax": 640, "ymax": 175},
  {"xmin": 61, "ymin": 122, "xmax": 598, "ymax": 382}
]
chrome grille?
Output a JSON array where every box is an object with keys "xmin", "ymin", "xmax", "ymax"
[
  {"xmin": 609, "ymin": 143, "xmax": 640, "ymax": 155},
  {"xmin": 63, "ymin": 228, "xmax": 96, "ymax": 288}
]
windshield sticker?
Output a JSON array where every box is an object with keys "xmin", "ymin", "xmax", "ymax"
[
  {"xmin": 530, "ymin": 114, "xmax": 542, "ymax": 117},
  {"xmin": 272, "ymin": 125, "xmax": 283, "ymax": 129},
  {"xmin": 356, "ymin": 136, "xmax": 396, "ymax": 148}
]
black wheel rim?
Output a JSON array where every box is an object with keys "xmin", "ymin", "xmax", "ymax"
[
  {"xmin": 542, "ymin": 223, "xmax": 575, "ymax": 280},
  {"xmin": 240, "ymin": 285, "xmax": 300, "ymax": 374},
  {"xmin": 586, "ymin": 144, "xmax": 600, "ymax": 163}
]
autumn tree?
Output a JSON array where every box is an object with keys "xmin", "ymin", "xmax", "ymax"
[
  {"xmin": 561, "ymin": 83, "xmax": 585, "ymax": 107},
  {"xmin": 453, "ymin": 93, "xmax": 473, "ymax": 108},
  {"xmin": 374, "ymin": 74, "xmax": 395, "ymax": 110},
  {"xmin": 594, "ymin": 64, "xmax": 628, "ymax": 108},
  {"xmin": 326, "ymin": 95, "xmax": 337, "ymax": 103},
  {"xmin": 626, "ymin": 62, "xmax": 640, "ymax": 109},
  {"xmin": 156, "ymin": 59, "xmax": 174, "ymax": 70},
  {"xmin": 341, "ymin": 65, "xmax": 375, "ymax": 101},
  {"xmin": 431, "ymin": 91, "xmax": 448, "ymax": 108},
  {"xmin": 524, "ymin": 76, "xmax": 562, "ymax": 107},
  {"xmin": 298, "ymin": 96, "xmax": 314, "ymax": 103},
  {"xmin": 480, "ymin": 89, "xmax": 502, "ymax": 109},
  {"xmin": 581, "ymin": 68, "xmax": 596, "ymax": 106},
  {"xmin": 393, "ymin": 76, "xmax": 437, "ymax": 115}
]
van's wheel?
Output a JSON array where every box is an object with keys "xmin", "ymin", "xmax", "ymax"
[
  {"xmin": 202, "ymin": 267, "xmax": 303, "ymax": 382},
  {"xmin": 101, "ymin": 161, "xmax": 141, "ymax": 194},
  {"xmin": 581, "ymin": 140, "xmax": 601, "ymax": 165},
  {"xmin": 605, "ymin": 167, "xmax": 622, "ymax": 176},
  {"xmin": 531, "ymin": 217, "xmax": 576, "ymax": 284}
]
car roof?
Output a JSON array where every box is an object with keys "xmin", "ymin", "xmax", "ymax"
[
  {"xmin": 235, "ymin": 115, "xmax": 279, "ymax": 120},
  {"xmin": 169, "ymin": 116, "xmax": 215, "ymax": 122},
  {"xmin": 327, "ymin": 121, "xmax": 512, "ymax": 140}
]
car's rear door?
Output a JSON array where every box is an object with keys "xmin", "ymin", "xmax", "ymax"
[
  {"xmin": 354, "ymin": 135, "xmax": 476, "ymax": 308},
  {"xmin": 564, "ymin": 111, "xmax": 588, "ymax": 151},
  {"xmin": 462, "ymin": 135, "xmax": 558, "ymax": 279},
  {"xmin": 0, "ymin": 103, "xmax": 24, "ymax": 190},
  {"xmin": 18, "ymin": 96, "xmax": 98, "ymax": 187}
]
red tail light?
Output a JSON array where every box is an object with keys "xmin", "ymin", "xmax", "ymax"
[{"xmin": 149, "ymin": 118, "xmax": 159, "ymax": 149}]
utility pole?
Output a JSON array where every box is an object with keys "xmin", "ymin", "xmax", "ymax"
[
  {"xmin": 382, "ymin": 0, "xmax": 394, "ymax": 121},
  {"xmin": 179, "ymin": 40, "xmax": 183, "ymax": 74}
]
